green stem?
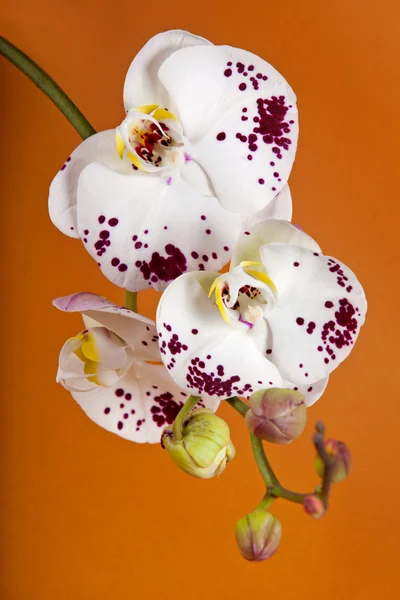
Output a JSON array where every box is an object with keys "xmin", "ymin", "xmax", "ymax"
[
  {"xmin": 125, "ymin": 291, "xmax": 137, "ymax": 313},
  {"xmin": 173, "ymin": 396, "xmax": 200, "ymax": 441},
  {"xmin": 225, "ymin": 396, "xmax": 249, "ymax": 417},
  {"xmin": 0, "ymin": 35, "xmax": 96, "ymax": 140},
  {"xmin": 226, "ymin": 396, "xmax": 280, "ymax": 487},
  {"xmin": 256, "ymin": 493, "xmax": 275, "ymax": 511},
  {"xmin": 269, "ymin": 486, "xmax": 310, "ymax": 505},
  {"xmin": 250, "ymin": 433, "xmax": 280, "ymax": 487},
  {"xmin": 225, "ymin": 397, "xmax": 334, "ymax": 507}
]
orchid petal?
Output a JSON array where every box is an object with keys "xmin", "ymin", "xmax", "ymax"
[
  {"xmin": 69, "ymin": 361, "xmax": 217, "ymax": 443},
  {"xmin": 76, "ymin": 163, "xmax": 243, "ymax": 292},
  {"xmin": 242, "ymin": 185, "xmax": 292, "ymax": 229},
  {"xmin": 156, "ymin": 271, "xmax": 283, "ymax": 401},
  {"xmin": 48, "ymin": 130, "xmax": 132, "ymax": 238},
  {"xmin": 260, "ymin": 244, "xmax": 367, "ymax": 384},
  {"xmin": 285, "ymin": 376, "xmax": 329, "ymax": 407},
  {"xmin": 231, "ymin": 219, "xmax": 320, "ymax": 267},
  {"xmin": 53, "ymin": 292, "xmax": 160, "ymax": 361},
  {"xmin": 123, "ymin": 30, "xmax": 211, "ymax": 113},
  {"xmin": 158, "ymin": 45, "xmax": 298, "ymax": 212}
]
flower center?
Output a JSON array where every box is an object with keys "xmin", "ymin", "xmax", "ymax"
[
  {"xmin": 72, "ymin": 327, "xmax": 133, "ymax": 386},
  {"xmin": 209, "ymin": 262, "xmax": 277, "ymax": 329},
  {"xmin": 116, "ymin": 105, "xmax": 184, "ymax": 173}
]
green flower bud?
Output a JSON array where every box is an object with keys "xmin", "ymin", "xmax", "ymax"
[
  {"xmin": 245, "ymin": 388, "xmax": 307, "ymax": 444},
  {"xmin": 235, "ymin": 510, "xmax": 282, "ymax": 562},
  {"xmin": 161, "ymin": 408, "xmax": 236, "ymax": 479},
  {"xmin": 315, "ymin": 439, "xmax": 352, "ymax": 482}
]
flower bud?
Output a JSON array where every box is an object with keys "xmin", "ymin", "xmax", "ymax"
[
  {"xmin": 303, "ymin": 495, "xmax": 325, "ymax": 519},
  {"xmin": 235, "ymin": 510, "xmax": 282, "ymax": 561},
  {"xmin": 315, "ymin": 439, "xmax": 352, "ymax": 482},
  {"xmin": 161, "ymin": 408, "xmax": 235, "ymax": 479},
  {"xmin": 245, "ymin": 388, "xmax": 307, "ymax": 444}
]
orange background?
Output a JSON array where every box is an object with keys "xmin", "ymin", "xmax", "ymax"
[{"xmin": 1, "ymin": 1, "xmax": 399, "ymax": 598}]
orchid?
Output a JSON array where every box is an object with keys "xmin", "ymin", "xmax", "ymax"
[
  {"xmin": 156, "ymin": 220, "xmax": 367, "ymax": 406},
  {"xmin": 48, "ymin": 29, "xmax": 298, "ymax": 292},
  {"xmin": 1, "ymin": 31, "xmax": 367, "ymax": 563},
  {"xmin": 54, "ymin": 292, "xmax": 219, "ymax": 442}
]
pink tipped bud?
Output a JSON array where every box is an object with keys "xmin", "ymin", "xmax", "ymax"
[
  {"xmin": 245, "ymin": 388, "xmax": 307, "ymax": 444},
  {"xmin": 304, "ymin": 495, "xmax": 325, "ymax": 519},
  {"xmin": 315, "ymin": 439, "xmax": 352, "ymax": 482},
  {"xmin": 235, "ymin": 510, "xmax": 282, "ymax": 562}
]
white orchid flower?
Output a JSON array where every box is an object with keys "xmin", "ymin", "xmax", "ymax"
[
  {"xmin": 53, "ymin": 292, "xmax": 219, "ymax": 442},
  {"xmin": 49, "ymin": 30, "xmax": 298, "ymax": 292},
  {"xmin": 156, "ymin": 220, "xmax": 367, "ymax": 406}
]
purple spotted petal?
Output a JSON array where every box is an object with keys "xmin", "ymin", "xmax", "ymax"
[
  {"xmin": 159, "ymin": 44, "xmax": 298, "ymax": 212},
  {"xmin": 70, "ymin": 362, "xmax": 219, "ymax": 443},
  {"xmin": 77, "ymin": 163, "xmax": 244, "ymax": 292},
  {"xmin": 49, "ymin": 130, "xmax": 131, "ymax": 238},
  {"xmin": 260, "ymin": 243, "xmax": 367, "ymax": 384},
  {"xmin": 156, "ymin": 271, "xmax": 283, "ymax": 400}
]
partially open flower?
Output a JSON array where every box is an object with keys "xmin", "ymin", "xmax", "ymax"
[
  {"xmin": 161, "ymin": 408, "xmax": 235, "ymax": 479},
  {"xmin": 245, "ymin": 388, "xmax": 307, "ymax": 443},
  {"xmin": 54, "ymin": 292, "xmax": 219, "ymax": 443},
  {"xmin": 235, "ymin": 510, "xmax": 282, "ymax": 561},
  {"xmin": 315, "ymin": 439, "xmax": 352, "ymax": 482}
]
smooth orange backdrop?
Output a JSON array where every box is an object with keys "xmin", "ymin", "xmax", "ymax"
[{"xmin": 1, "ymin": 1, "xmax": 398, "ymax": 598}]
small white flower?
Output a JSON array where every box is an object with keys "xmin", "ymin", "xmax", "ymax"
[
  {"xmin": 54, "ymin": 292, "xmax": 219, "ymax": 442},
  {"xmin": 49, "ymin": 30, "xmax": 297, "ymax": 292},
  {"xmin": 156, "ymin": 220, "xmax": 367, "ymax": 406}
]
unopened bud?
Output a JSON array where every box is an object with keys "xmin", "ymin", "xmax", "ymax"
[
  {"xmin": 161, "ymin": 408, "xmax": 235, "ymax": 479},
  {"xmin": 315, "ymin": 439, "xmax": 352, "ymax": 482},
  {"xmin": 235, "ymin": 510, "xmax": 282, "ymax": 561},
  {"xmin": 304, "ymin": 495, "xmax": 325, "ymax": 519},
  {"xmin": 245, "ymin": 388, "xmax": 307, "ymax": 444}
]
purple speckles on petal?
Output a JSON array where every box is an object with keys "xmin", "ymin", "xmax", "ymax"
[
  {"xmin": 108, "ymin": 218, "xmax": 119, "ymax": 227},
  {"xmin": 138, "ymin": 244, "xmax": 187, "ymax": 284}
]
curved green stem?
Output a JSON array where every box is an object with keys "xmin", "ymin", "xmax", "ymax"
[
  {"xmin": 226, "ymin": 397, "xmax": 337, "ymax": 509},
  {"xmin": 250, "ymin": 433, "xmax": 280, "ymax": 487},
  {"xmin": 125, "ymin": 291, "xmax": 137, "ymax": 313},
  {"xmin": 173, "ymin": 396, "xmax": 200, "ymax": 441},
  {"xmin": 0, "ymin": 35, "xmax": 96, "ymax": 140},
  {"xmin": 269, "ymin": 486, "xmax": 310, "ymax": 505},
  {"xmin": 226, "ymin": 396, "xmax": 279, "ymax": 487}
]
